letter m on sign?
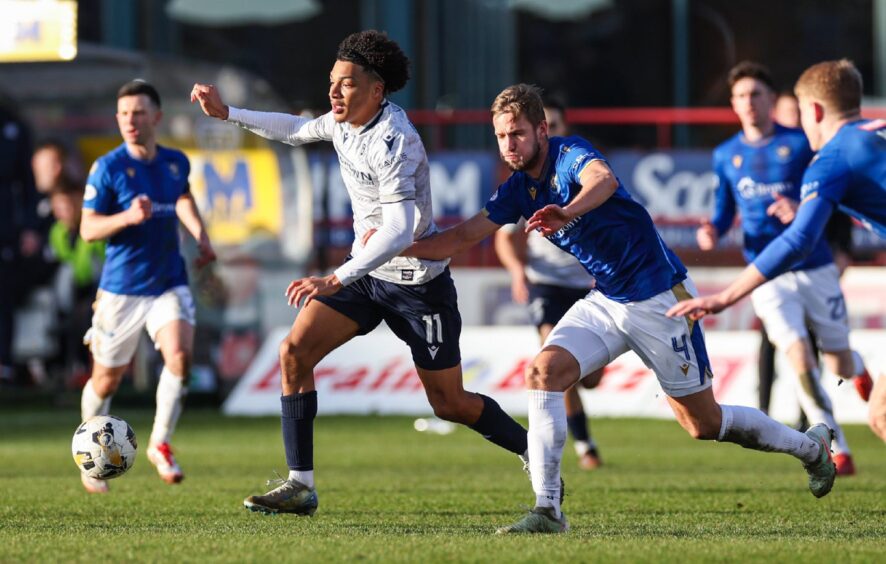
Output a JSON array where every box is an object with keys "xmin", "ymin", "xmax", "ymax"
[{"xmin": 204, "ymin": 160, "xmax": 253, "ymax": 219}]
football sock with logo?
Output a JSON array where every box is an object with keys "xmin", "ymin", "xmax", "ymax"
[
  {"xmin": 150, "ymin": 367, "xmax": 188, "ymax": 445},
  {"xmin": 718, "ymin": 404, "xmax": 820, "ymax": 464},
  {"xmin": 282, "ymin": 391, "xmax": 318, "ymax": 483},
  {"xmin": 469, "ymin": 394, "xmax": 528, "ymax": 455},
  {"xmin": 528, "ymin": 390, "xmax": 565, "ymax": 518},
  {"xmin": 81, "ymin": 378, "xmax": 111, "ymax": 420}
]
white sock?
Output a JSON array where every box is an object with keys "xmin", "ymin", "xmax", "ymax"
[
  {"xmin": 573, "ymin": 440, "xmax": 590, "ymax": 457},
  {"xmin": 150, "ymin": 367, "xmax": 187, "ymax": 445},
  {"xmin": 528, "ymin": 389, "xmax": 566, "ymax": 518},
  {"xmin": 851, "ymin": 351, "xmax": 866, "ymax": 377},
  {"xmin": 289, "ymin": 469, "xmax": 314, "ymax": 488},
  {"xmin": 80, "ymin": 378, "xmax": 110, "ymax": 420},
  {"xmin": 792, "ymin": 366, "xmax": 850, "ymax": 455},
  {"xmin": 718, "ymin": 404, "xmax": 820, "ymax": 464}
]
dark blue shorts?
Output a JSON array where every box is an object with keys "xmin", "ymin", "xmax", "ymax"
[
  {"xmin": 528, "ymin": 283, "xmax": 589, "ymax": 328},
  {"xmin": 316, "ymin": 268, "xmax": 462, "ymax": 371}
]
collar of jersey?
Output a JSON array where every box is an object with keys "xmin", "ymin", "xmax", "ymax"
[{"xmin": 355, "ymin": 101, "xmax": 389, "ymax": 135}]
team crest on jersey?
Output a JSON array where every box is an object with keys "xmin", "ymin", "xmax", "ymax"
[
  {"xmin": 776, "ymin": 145, "xmax": 791, "ymax": 160},
  {"xmin": 528, "ymin": 186, "xmax": 537, "ymax": 200},
  {"xmin": 126, "ymin": 167, "xmax": 136, "ymax": 178},
  {"xmin": 168, "ymin": 162, "xmax": 180, "ymax": 179},
  {"xmin": 732, "ymin": 155, "xmax": 743, "ymax": 168},
  {"xmin": 84, "ymin": 184, "xmax": 97, "ymax": 201}
]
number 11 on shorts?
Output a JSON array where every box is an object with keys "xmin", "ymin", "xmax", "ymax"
[{"xmin": 422, "ymin": 313, "xmax": 443, "ymax": 344}]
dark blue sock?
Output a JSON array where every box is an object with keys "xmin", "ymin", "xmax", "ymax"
[
  {"xmin": 469, "ymin": 394, "xmax": 528, "ymax": 455},
  {"xmin": 566, "ymin": 410, "xmax": 590, "ymax": 443},
  {"xmin": 281, "ymin": 391, "xmax": 317, "ymax": 471}
]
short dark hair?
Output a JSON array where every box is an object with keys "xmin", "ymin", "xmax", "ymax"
[
  {"xmin": 50, "ymin": 174, "xmax": 83, "ymax": 198},
  {"xmin": 117, "ymin": 79, "xmax": 161, "ymax": 108},
  {"xmin": 34, "ymin": 138, "xmax": 68, "ymax": 159},
  {"xmin": 727, "ymin": 61, "xmax": 775, "ymax": 92},
  {"xmin": 336, "ymin": 30, "xmax": 410, "ymax": 94}
]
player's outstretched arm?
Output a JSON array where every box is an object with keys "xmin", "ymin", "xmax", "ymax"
[
  {"xmin": 80, "ymin": 195, "xmax": 151, "ymax": 242},
  {"xmin": 406, "ymin": 212, "xmax": 500, "ymax": 260},
  {"xmin": 666, "ymin": 264, "xmax": 768, "ymax": 320},
  {"xmin": 176, "ymin": 192, "xmax": 216, "ymax": 268}
]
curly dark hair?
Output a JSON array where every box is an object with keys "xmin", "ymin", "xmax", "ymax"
[{"xmin": 336, "ymin": 30, "xmax": 410, "ymax": 94}]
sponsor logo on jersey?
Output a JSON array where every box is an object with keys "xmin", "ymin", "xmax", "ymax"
[
  {"xmin": 380, "ymin": 153, "xmax": 408, "ymax": 169},
  {"xmin": 84, "ymin": 184, "xmax": 98, "ymax": 201},
  {"xmin": 126, "ymin": 167, "xmax": 136, "ymax": 178},
  {"xmin": 383, "ymin": 133, "xmax": 397, "ymax": 152},
  {"xmin": 401, "ymin": 270, "xmax": 414, "ymax": 281},
  {"xmin": 800, "ymin": 180, "xmax": 820, "ymax": 202},
  {"xmin": 732, "ymin": 154, "xmax": 743, "ymax": 168},
  {"xmin": 168, "ymin": 162, "xmax": 180, "ymax": 179},
  {"xmin": 736, "ymin": 176, "xmax": 791, "ymax": 200}
]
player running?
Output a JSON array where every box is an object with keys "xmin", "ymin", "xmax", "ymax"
[
  {"xmin": 669, "ymin": 59, "xmax": 886, "ymax": 445},
  {"xmin": 698, "ymin": 61, "xmax": 871, "ymax": 475},
  {"xmin": 495, "ymin": 98, "xmax": 603, "ymax": 471},
  {"xmin": 79, "ymin": 80, "xmax": 216, "ymax": 493},
  {"xmin": 191, "ymin": 30, "xmax": 530, "ymax": 516},
  {"xmin": 407, "ymin": 83, "xmax": 839, "ymax": 534}
]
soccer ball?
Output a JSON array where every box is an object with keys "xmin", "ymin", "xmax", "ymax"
[{"xmin": 71, "ymin": 415, "xmax": 138, "ymax": 480}]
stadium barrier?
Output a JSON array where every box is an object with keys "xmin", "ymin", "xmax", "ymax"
[{"xmin": 223, "ymin": 327, "xmax": 882, "ymax": 423}]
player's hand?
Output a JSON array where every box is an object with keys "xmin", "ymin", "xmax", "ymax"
[
  {"xmin": 525, "ymin": 204, "xmax": 573, "ymax": 237},
  {"xmin": 194, "ymin": 232, "xmax": 217, "ymax": 269},
  {"xmin": 285, "ymin": 274, "xmax": 342, "ymax": 308},
  {"xmin": 190, "ymin": 84, "xmax": 229, "ymax": 120},
  {"xmin": 666, "ymin": 293, "xmax": 728, "ymax": 320},
  {"xmin": 696, "ymin": 219, "xmax": 717, "ymax": 250},
  {"xmin": 766, "ymin": 194, "xmax": 798, "ymax": 224},
  {"xmin": 125, "ymin": 195, "xmax": 152, "ymax": 226},
  {"xmin": 510, "ymin": 275, "xmax": 529, "ymax": 304}
]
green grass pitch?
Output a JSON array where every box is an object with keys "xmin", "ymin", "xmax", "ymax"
[{"xmin": 1, "ymin": 408, "xmax": 884, "ymax": 562}]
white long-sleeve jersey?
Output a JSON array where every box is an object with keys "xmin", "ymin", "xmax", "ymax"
[{"xmin": 227, "ymin": 101, "xmax": 448, "ymax": 285}]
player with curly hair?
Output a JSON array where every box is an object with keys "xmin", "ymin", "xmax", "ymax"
[{"xmin": 192, "ymin": 30, "xmax": 530, "ymax": 516}]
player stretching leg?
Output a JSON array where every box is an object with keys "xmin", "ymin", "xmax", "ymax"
[
  {"xmin": 697, "ymin": 62, "xmax": 871, "ymax": 475},
  {"xmin": 670, "ymin": 59, "xmax": 886, "ymax": 446},
  {"xmin": 192, "ymin": 31, "xmax": 530, "ymax": 515},
  {"xmin": 408, "ymin": 84, "xmax": 838, "ymax": 534},
  {"xmin": 495, "ymin": 98, "xmax": 603, "ymax": 471},
  {"xmin": 79, "ymin": 80, "xmax": 216, "ymax": 493}
]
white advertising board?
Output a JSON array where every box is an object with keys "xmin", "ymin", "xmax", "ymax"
[{"xmin": 224, "ymin": 327, "xmax": 882, "ymax": 424}]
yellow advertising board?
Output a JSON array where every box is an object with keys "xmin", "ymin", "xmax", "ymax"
[
  {"xmin": 0, "ymin": 1, "xmax": 78, "ymax": 62},
  {"xmin": 78, "ymin": 138, "xmax": 283, "ymax": 246}
]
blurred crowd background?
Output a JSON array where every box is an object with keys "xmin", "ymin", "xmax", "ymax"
[{"xmin": 1, "ymin": 0, "xmax": 885, "ymax": 405}]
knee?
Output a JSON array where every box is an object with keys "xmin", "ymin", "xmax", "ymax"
[
  {"xmin": 430, "ymin": 396, "xmax": 472, "ymax": 425},
  {"xmin": 524, "ymin": 359, "xmax": 569, "ymax": 391},
  {"xmin": 164, "ymin": 350, "xmax": 190, "ymax": 375},
  {"xmin": 278, "ymin": 337, "xmax": 316, "ymax": 383},
  {"xmin": 91, "ymin": 374, "xmax": 122, "ymax": 397}
]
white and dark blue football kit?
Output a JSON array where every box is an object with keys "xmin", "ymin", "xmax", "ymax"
[
  {"xmin": 228, "ymin": 101, "xmax": 460, "ymax": 370},
  {"xmin": 83, "ymin": 144, "xmax": 195, "ymax": 367},
  {"xmin": 485, "ymin": 136, "xmax": 711, "ymax": 397}
]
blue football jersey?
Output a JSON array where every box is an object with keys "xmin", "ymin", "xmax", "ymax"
[
  {"xmin": 484, "ymin": 136, "xmax": 686, "ymax": 303},
  {"xmin": 754, "ymin": 119, "xmax": 886, "ymax": 279},
  {"xmin": 711, "ymin": 124, "xmax": 831, "ymax": 269},
  {"xmin": 83, "ymin": 144, "xmax": 190, "ymax": 296}
]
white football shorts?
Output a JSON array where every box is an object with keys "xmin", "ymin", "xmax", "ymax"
[
  {"xmin": 751, "ymin": 263, "xmax": 850, "ymax": 352},
  {"xmin": 86, "ymin": 285, "xmax": 196, "ymax": 368},
  {"xmin": 545, "ymin": 279, "xmax": 713, "ymax": 398}
]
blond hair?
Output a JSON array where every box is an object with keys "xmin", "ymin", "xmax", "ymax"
[
  {"xmin": 491, "ymin": 84, "xmax": 546, "ymax": 126},
  {"xmin": 794, "ymin": 59, "xmax": 862, "ymax": 115}
]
